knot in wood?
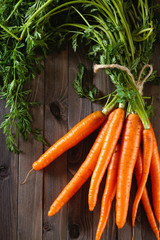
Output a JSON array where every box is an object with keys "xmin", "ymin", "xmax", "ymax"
[
  {"xmin": 0, "ymin": 166, "xmax": 9, "ymax": 179},
  {"xmin": 49, "ymin": 101, "xmax": 61, "ymax": 120},
  {"xmin": 69, "ymin": 223, "xmax": 80, "ymax": 238},
  {"xmin": 43, "ymin": 222, "xmax": 53, "ymax": 232}
]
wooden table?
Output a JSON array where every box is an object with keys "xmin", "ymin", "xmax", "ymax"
[{"xmin": 0, "ymin": 46, "xmax": 160, "ymax": 240}]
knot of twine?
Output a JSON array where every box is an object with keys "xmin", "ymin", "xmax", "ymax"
[{"xmin": 94, "ymin": 63, "xmax": 153, "ymax": 95}]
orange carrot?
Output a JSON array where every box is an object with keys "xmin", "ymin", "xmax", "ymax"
[
  {"xmin": 48, "ymin": 116, "xmax": 112, "ymax": 217},
  {"xmin": 33, "ymin": 111, "xmax": 105, "ymax": 171},
  {"xmin": 116, "ymin": 114, "xmax": 142, "ymax": 229},
  {"xmin": 132, "ymin": 128, "xmax": 153, "ymax": 227},
  {"xmin": 150, "ymin": 123, "xmax": 160, "ymax": 225},
  {"xmin": 88, "ymin": 107, "xmax": 125, "ymax": 211},
  {"xmin": 134, "ymin": 149, "xmax": 159, "ymax": 240},
  {"xmin": 95, "ymin": 144, "xmax": 120, "ymax": 240}
]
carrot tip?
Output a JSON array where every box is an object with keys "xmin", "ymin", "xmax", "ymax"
[
  {"xmin": 89, "ymin": 203, "xmax": 95, "ymax": 211},
  {"xmin": 48, "ymin": 207, "xmax": 57, "ymax": 216},
  {"xmin": 20, "ymin": 168, "xmax": 34, "ymax": 185},
  {"xmin": 89, "ymin": 207, "xmax": 94, "ymax": 212},
  {"xmin": 48, "ymin": 211, "xmax": 52, "ymax": 217},
  {"xmin": 132, "ymin": 226, "xmax": 135, "ymax": 240}
]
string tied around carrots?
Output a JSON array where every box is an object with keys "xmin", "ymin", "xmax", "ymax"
[{"xmin": 94, "ymin": 63, "xmax": 153, "ymax": 95}]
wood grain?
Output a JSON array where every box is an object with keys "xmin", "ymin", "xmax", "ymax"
[
  {"xmin": 18, "ymin": 61, "xmax": 44, "ymax": 240},
  {"xmin": 0, "ymin": 100, "xmax": 18, "ymax": 240},
  {"xmin": 43, "ymin": 50, "xmax": 68, "ymax": 240},
  {"xmin": 67, "ymin": 47, "xmax": 93, "ymax": 240}
]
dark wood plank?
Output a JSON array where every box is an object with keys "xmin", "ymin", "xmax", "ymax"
[
  {"xmin": 67, "ymin": 47, "xmax": 93, "ymax": 240},
  {"xmin": 0, "ymin": 101, "xmax": 18, "ymax": 240},
  {"xmin": 43, "ymin": 50, "xmax": 68, "ymax": 240},
  {"xmin": 18, "ymin": 65, "xmax": 44, "ymax": 239}
]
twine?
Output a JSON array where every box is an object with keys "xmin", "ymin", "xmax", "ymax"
[{"xmin": 94, "ymin": 63, "xmax": 153, "ymax": 95}]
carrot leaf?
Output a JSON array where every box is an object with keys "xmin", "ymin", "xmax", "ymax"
[{"xmin": 73, "ymin": 63, "xmax": 98, "ymax": 102}]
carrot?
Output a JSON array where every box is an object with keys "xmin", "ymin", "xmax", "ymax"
[
  {"xmin": 134, "ymin": 149, "xmax": 159, "ymax": 240},
  {"xmin": 88, "ymin": 107, "xmax": 125, "ymax": 211},
  {"xmin": 95, "ymin": 144, "xmax": 120, "ymax": 240},
  {"xmin": 33, "ymin": 111, "xmax": 105, "ymax": 171},
  {"xmin": 150, "ymin": 123, "xmax": 160, "ymax": 225},
  {"xmin": 132, "ymin": 128, "xmax": 153, "ymax": 227},
  {"xmin": 116, "ymin": 114, "xmax": 142, "ymax": 229},
  {"xmin": 48, "ymin": 116, "xmax": 112, "ymax": 216}
]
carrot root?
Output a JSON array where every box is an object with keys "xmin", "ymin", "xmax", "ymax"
[
  {"xmin": 116, "ymin": 114, "xmax": 142, "ymax": 229},
  {"xmin": 132, "ymin": 129, "xmax": 153, "ymax": 227},
  {"xmin": 88, "ymin": 108, "xmax": 125, "ymax": 211},
  {"xmin": 48, "ymin": 118, "xmax": 110, "ymax": 216},
  {"xmin": 95, "ymin": 144, "xmax": 120, "ymax": 240},
  {"xmin": 150, "ymin": 123, "xmax": 160, "ymax": 225},
  {"xmin": 33, "ymin": 111, "xmax": 105, "ymax": 171},
  {"xmin": 134, "ymin": 149, "xmax": 159, "ymax": 240}
]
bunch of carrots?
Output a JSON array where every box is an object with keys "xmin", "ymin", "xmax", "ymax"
[
  {"xmin": 20, "ymin": 0, "xmax": 160, "ymax": 238},
  {"xmin": 25, "ymin": 86, "xmax": 160, "ymax": 239}
]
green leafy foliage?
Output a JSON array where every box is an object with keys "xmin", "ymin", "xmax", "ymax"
[
  {"xmin": 0, "ymin": 0, "xmax": 160, "ymax": 151},
  {"xmin": 73, "ymin": 64, "xmax": 98, "ymax": 101},
  {"xmin": 57, "ymin": 0, "xmax": 159, "ymax": 129},
  {"xmin": 0, "ymin": 0, "xmax": 68, "ymax": 152}
]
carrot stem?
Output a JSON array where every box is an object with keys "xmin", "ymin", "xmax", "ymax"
[
  {"xmin": 0, "ymin": 23, "xmax": 19, "ymax": 41},
  {"xmin": 19, "ymin": 0, "xmax": 54, "ymax": 40},
  {"xmin": 102, "ymin": 95, "xmax": 119, "ymax": 115}
]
